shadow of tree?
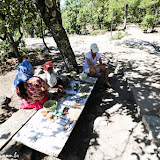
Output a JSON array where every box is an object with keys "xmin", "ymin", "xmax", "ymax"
[
  {"xmin": 58, "ymin": 50, "xmax": 160, "ymax": 159},
  {"xmin": 57, "ymin": 55, "xmax": 143, "ymax": 159},
  {"xmin": 116, "ymin": 38, "xmax": 160, "ymax": 54},
  {"xmin": 0, "ymin": 105, "xmax": 18, "ymax": 125},
  {"xmin": 124, "ymin": 63, "xmax": 160, "ymax": 115}
]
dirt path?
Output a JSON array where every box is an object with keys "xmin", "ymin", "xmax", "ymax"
[{"xmin": 0, "ymin": 24, "xmax": 160, "ymax": 159}]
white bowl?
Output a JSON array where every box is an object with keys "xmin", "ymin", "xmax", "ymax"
[{"xmin": 79, "ymin": 72, "xmax": 88, "ymax": 80}]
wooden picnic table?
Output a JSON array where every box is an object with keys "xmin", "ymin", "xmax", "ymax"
[{"xmin": 13, "ymin": 77, "xmax": 97, "ymax": 157}]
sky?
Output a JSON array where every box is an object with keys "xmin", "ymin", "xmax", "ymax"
[{"xmin": 60, "ymin": 0, "xmax": 65, "ymax": 8}]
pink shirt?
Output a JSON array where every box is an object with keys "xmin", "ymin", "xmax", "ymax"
[{"xmin": 16, "ymin": 77, "xmax": 49, "ymax": 104}]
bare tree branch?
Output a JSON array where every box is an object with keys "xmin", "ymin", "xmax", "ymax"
[
  {"xmin": 0, "ymin": 35, "xmax": 6, "ymax": 41},
  {"xmin": 40, "ymin": 18, "xmax": 51, "ymax": 53},
  {"xmin": 18, "ymin": 25, "xmax": 23, "ymax": 42}
]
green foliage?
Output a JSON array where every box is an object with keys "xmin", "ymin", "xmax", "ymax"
[
  {"xmin": 0, "ymin": 40, "xmax": 10, "ymax": 53},
  {"xmin": 0, "ymin": 0, "xmax": 41, "ymax": 59},
  {"xmin": 76, "ymin": 5, "xmax": 90, "ymax": 34},
  {"xmin": 62, "ymin": 0, "xmax": 122, "ymax": 34},
  {"xmin": 139, "ymin": 0, "xmax": 160, "ymax": 31},
  {"xmin": 90, "ymin": 29, "xmax": 107, "ymax": 35},
  {"xmin": 61, "ymin": 0, "xmax": 160, "ymax": 35},
  {"xmin": 20, "ymin": 48, "xmax": 29, "ymax": 55},
  {"xmin": 62, "ymin": 0, "xmax": 82, "ymax": 34},
  {"xmin": 0, "ymin": 0, "xmax": 159, "ymax": 61},
  {"xmin": 138, "ymin": 0, "xmax": 159, "ymax": 8},
  {"xmin": 110, "ymin": 31, "xmax": 127, "ymax": 40},
  {"xmin": 62, "ymin": 0, "xmax": 146, "ymax": 34},
  {"xmin": 141, "ymin": 10, "xmax": 155, "ymax": 31}
]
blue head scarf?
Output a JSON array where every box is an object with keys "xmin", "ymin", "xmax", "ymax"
[{"xmin": 14, "ymin": 60, "xmax": 34, "ymax": 87}]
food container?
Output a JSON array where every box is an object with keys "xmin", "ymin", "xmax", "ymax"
[
  {"xmin": 46, "ymin": 113, "xmax": 53, "ymax": 119},
  {"xmin": 43, "ymin": 100, "xmax": 58, "ymax": 112},
  {"xmin": 79, "ymin": 72, "xmax": 88, "ymax": 80},
  {"xmin": 41, "ymin": 110, "xmax": 48, "ymax": 117}
]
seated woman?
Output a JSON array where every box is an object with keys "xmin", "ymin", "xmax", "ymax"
[
  {"xmin": 14, "ymin": 59, "xmax": 49, "ymax": 110},
  {"xmin": 43, "ymin": 61, "xmax": 63, "ymax": 91}
]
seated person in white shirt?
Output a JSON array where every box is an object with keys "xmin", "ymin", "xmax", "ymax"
[
  {"xmin": 43, "ymin": 61, "xmax": 63, "ymax": 90},
  {"xmin": 83, "ymin": 43, "xmax": 111, "ymax": 87}
]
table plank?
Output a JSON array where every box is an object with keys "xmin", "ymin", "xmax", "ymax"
[
  {"xmin": 0, "ymin": 109, "xmax": 36, "ymax": 150},
  {"xmin": 13, "ymin": 78, "xmax": 97, "ymax": 157}
]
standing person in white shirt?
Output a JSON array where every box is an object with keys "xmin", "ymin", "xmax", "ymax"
[{"xmin": 83, "ymin": 43, "xmax": 111, "ymax": 87}]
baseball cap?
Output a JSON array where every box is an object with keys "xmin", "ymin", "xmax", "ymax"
[{"xmin": 90, "ymin": 43, "xmax": 99, "ymax": 53}]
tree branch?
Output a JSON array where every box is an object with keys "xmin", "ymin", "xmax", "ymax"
[
  {"xmin": 0, "ymin": 30, "xmax": 7, "ymax": 41},
  {"xmin": 40, "ymin": 18, "xmax": 51, "ymax": 53},
  {"xmin": 0, "ymin": 35, "xmax": 6, "ymax": 41},
  {"xmin": 18, "ymin": 25, "xmax": 23, "ymax": 42}
]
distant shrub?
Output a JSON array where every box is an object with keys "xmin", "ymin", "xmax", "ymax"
[
  {"xmin": 90, "ymin": 29, "xmax": 107, "ymax": 35},
  {"xmin": 141, "ymin": 11, "xmax": 155, "ymax": 32},
  {"xmin": 110, "ymin": 31, "xmax": 127, "ymax": 40}
]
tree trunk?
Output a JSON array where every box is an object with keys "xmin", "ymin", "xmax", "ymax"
[
  {"xmin": 91, "ymin": 0, "xmax": 94, "ymax": 30},
  {"xmin": 111, "ymin": 9, "xmax": 114, "ymax": 36},
  {"xmin": 34, "ymin": 0, "xmax": 78, "ymax": 73},
  {"xmin": 123, "ymin": 4, "xmax": 128, "ymax": 30},
  {"xmin": 7, "ymin": 33, "xmax": 22, "ymax": 63},
  {"xmin": 0, "ymin": 25, "xmax": 22, "ymax": 63},
  {"xmin": 98, "ymin": 16, "xmax": 101, "ymax": 29}
]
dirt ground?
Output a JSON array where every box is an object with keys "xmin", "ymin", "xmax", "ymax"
[{"xmin": 0, "ymin": 24, "xmax": 160, "ymax": 160}]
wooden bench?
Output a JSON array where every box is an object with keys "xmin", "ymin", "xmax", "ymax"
[
  {"xmin": 0, "ymin": 110, "xmax": 36, "ymax": 153},
  {"xmin": 0, "ymin": 77, "xmax": 97, "ymax": 157}
]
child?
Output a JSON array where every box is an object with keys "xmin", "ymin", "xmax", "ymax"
[
  {"xmin": 43, "ymin": 61, "xmax": 63, "ymax": 90},
  {"xmin": 43, "ymin": 61, "xmax": 67, "ymax": 101},
  {"xmin": 43, "ymin": 61, "xmax": 57, "ymax": 88}
]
